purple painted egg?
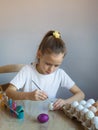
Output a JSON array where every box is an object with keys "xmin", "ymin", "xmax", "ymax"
[{"xmin": 37, "ymin": 113, "xmax": 49, "ymax": 123}]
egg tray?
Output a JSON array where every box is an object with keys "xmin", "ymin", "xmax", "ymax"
[{"xmin": 62, "ymin": 100, "xmax": 98, "ymax": 130}]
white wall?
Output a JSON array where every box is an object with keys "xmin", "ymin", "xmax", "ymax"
[{"xmin": 0, "ymin": 0, "xmax": 98, "ymax": 100}]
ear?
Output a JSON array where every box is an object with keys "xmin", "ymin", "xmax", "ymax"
[{"xmin": 37, "ymin": 50, "xmax": 42, "ymax": 59}]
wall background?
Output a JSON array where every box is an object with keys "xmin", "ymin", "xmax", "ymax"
[{"xmin": 0, "ymin": 0, "xmax": 98, "ymax": 100}]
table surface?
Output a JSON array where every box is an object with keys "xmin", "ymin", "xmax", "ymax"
[{"xmin": 0, "ymin": 99, "xmax": 84, "ymax": 130}]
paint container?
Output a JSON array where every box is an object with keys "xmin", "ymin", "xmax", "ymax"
[{"xmin": 16, "ymin": 105, "xmax": 24, "ymax": 119}]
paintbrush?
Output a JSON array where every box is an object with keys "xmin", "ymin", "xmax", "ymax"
[
  {"xmin": 32, "ymin": 80, "xmax": 41, "ymax": 90},
  {"xmin": 32, "ymin": 80, "xmax": 54, "ymax": 103},
  {"xmin": 3, "ymin": 102, "xmax": 19, "ymax": 115}
]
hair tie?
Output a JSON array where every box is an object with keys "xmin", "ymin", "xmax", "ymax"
[{"xmin": 53, "ymin": 31, "xmax": 60, "ymax": 38}]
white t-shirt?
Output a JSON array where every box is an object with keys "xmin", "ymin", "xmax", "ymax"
[{"xmin": 10, "ymin": 64, "xmax": 75, "ymax": 98}]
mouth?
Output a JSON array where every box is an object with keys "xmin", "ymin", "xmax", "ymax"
[
  {"xmin": 45, "ymin": 71, "xmax": 50, "ymax": 74},
  {"xmin": 46, "ymin": 71, "xmax": 52, "ymax": 74}
]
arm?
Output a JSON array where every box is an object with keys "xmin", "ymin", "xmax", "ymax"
[
  {"xmin": 65, "ymin": 84, "xmax": 85, "ymax": 103},
  {"xmin": 5, "ymin": 83, "xmax": 48, "ymax": 101},
  {"xmin": 53, "ymin": 84, "xmax": 85, "ymax": 110}
]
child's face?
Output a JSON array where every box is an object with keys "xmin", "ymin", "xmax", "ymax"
[{"xmin": 37, "ymin": 51, "xmax": 64, "ymax": 74}]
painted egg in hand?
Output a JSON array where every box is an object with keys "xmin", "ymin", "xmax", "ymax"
[{"xmin": 37, "ymin": 113, "xmax": 49, "ymax": 123}]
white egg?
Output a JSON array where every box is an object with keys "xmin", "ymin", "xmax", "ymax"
[
  {"xmin": 76, "ymin": 104, "xmax": 84, "ymax": 111},
  {"xmin": 84, "ymin": 102, "xmax": 92, "ymax": 108},
  {"xmin": 87, "ymin": 99, "xmax": 95, "ymax": 105},
  {"xmin": 49, "ymin": 102, "xmax": 54, "ymax": 110},
  {"xmin": 85, "ymin": 110, "xmax": 95, "ymax": 119},
  {"xmin": 91, "ymin": 116, "xmax": 98, "ymax": 124},
  {"xmin": 82, "ymin": 108, "xmax": 89, "ymax": 114},
  {"xmin": 80, "ymin": 108, "xmax": 89, "ymax": 122},
  {"xmin": 71, "ymin": 101, "xmax": 79, "ymax": 107},
  {"xmin": 91, "ymin": 116, "xmax": 98, "ymax": 129},
  {"xmin": 95, "ymin": 123, "xmax": 98, "ymax": 129},
  {"xmin": 79, "ymin": 100, "xmax": 86, "ymax": 106}
]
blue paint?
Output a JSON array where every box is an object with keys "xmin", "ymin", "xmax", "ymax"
[{"xmin": 16, "ymin": 105, "xmax": 24, "ymax": 119}]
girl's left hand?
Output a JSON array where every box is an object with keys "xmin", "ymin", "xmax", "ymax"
[{"xmin": 53, "ymin": 99, "xmax": 65, "ymax": 110}]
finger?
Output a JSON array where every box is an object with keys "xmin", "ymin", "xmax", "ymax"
[
  {"xmin": 40, "ymin": 91, "xmax": 48, "ymax": 98},
  {"xmin": 41, "ymin": 91, "xmax": 48, "ymax": 98},
  {"xmin": 53, "ymin": 105, "xmax": 61, "ymax": 110},
  {"xmin": 53, "ymin": 101, "xmax": 63, "ymax": 110},
  {"xmin": 38, "ymin": 93, "xmax": 48, "ymax": 100}
]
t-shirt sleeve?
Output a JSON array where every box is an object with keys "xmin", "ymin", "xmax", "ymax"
[
  {"xmin": 10, "ymin": 66, "xmax": 27, "ymax": 90},
  {"xmin": 60, "ymin": 69, "xmax": 75, "ymax": 90}
]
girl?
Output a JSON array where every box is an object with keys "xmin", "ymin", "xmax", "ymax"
[{"xmin": 6, "ymin": 30, "xmax": 85, "ymax": 110}]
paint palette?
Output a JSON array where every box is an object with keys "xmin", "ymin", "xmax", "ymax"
[{"xmin": 0, "ymin": 88, "xmax": 24, "ymax": 119}]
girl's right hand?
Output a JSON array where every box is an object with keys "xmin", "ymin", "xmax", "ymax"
[{"xmin": 29, "ymin": 89, "xmax": 48, "ymax": 101}]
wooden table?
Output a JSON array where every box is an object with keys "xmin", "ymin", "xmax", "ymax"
[{"xmin": 0, "ymin": 99, "xmax": 84, "ymax": 130}]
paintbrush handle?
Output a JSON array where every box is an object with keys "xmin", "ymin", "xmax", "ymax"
[{"xmin": 32, "ymin": 80, "xmax": 41, "ymax": 90}]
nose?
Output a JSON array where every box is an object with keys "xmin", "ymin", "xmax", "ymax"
[{"xmin": 47, "ymin": 66, "xmax": 55, "ymax": 73}]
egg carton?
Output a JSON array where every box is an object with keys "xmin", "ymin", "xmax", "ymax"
[{"xmin": 63, "ymin": 99, "xmax": 98, "ymax": 130}]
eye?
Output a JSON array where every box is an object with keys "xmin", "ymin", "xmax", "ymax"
[
  {"xmin": 45, "ymin": 63, "xmax": 51, "ymax": 66},
  {"xmin": 45, "ymin": 62, "xmax": 60, "ymax": 68},
  {"xmin": 55, "ymin": 65, "xmax": 59, "ymax": 67}
]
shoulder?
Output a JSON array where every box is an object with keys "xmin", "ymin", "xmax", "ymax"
[
  {"xmin": 56, "ymin": 68, "xmax": 67, "ymax": 75},
  {"xmin": 56, "ymin": 68, "xmax": 73, "ymax": 80},
  {"xmin": 21, "ymin": 64, "xmax": 31, "ymax": 70},
  {"xmin": 19, "ymin": 64, "xmax": 34, "ymax": 73}
]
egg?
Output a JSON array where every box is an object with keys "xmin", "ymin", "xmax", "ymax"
[
  {"xmin": 87, "ymin": 99, "xmax": 95, "ymax": 105},
  {"xmin": 37, "ymin": 113, "xmax": 49, "ymax": 123},
  {"xmin": 85, "ymin": 110, "xmax": 95, "ymax": 120},
  {"xmin": 76, "ymin": 104, "xmax": 84, "ymax": 111},
  {"xmin": 70, "ymin": 101, "xmax": 79, "ymax": 113},
  {"xmin": 80, "ymin": 108, "xmax": 89, "ymax": 122},
  {"xmin": 75, "ymin": 105, "xmax": 84, "ymax": 120},
  {"xmin": 82, "ymin": 108, "xmax": 89, "ymax": 113},
  {"xmin": 79, "ymin": 100, "xmax": 86, "ymax": 106},
  {"xmin": 49, "ymin": 102, "xmax": 54, "ymax": 110},
  {"xmin": 84, "ymin": 102, "xmax": 92, "ymax": 108},
  {"xmin": 95, "ymin": 111, "xmax": 98, "ymax": 116},
  {"xmin": 71, "ymin": 101, "xmax": 79, "ymax": 107},
  {"xmin": 91, "ymin": 116, "xmax": 98, "ymax": 124},
  {"xmin": 95, "ymin": 123, "xmax": 98, "ymax": 129},
  {"xmin": 93, "ymin": 102, "xmax": 98, "ymax": 109},
  {"xmin": 91, "ymin": 116, "xmax": 98, "ymax": 129},
  {"xmin": 89, "ymin": 106, "xmax": 97, "ymax": 113}
]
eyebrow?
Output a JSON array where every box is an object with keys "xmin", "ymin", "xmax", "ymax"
[{"xmin": 45, "ymin": 62, "xmax": 61, "ymax": 66}]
